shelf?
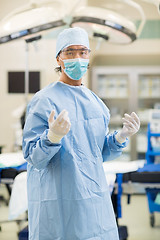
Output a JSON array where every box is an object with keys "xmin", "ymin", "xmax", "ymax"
[
  {"xmin": 148, "ymin": 133, "xmax": 160, "ymax": 137},
  {"xmin": 140, "ymin": 121, "xmax": 149, "ymax": 125},
  {"xmin": 92, "ymin": 66, "xmax": 160, "ymax": 161},
  {"xmin": 147, "ymin": 151, "xmax": 160, "ymax": 156},
  {"xmin": 110, "ymin": 120, "xmax": 122, "ymax": 125},
  {"xmin": 100, "ymin": 97, "xmax": 128, "ymax": 100},
  {"xmin": 137, "ymin": 150, "xmax": 146, "ymax": 153},
  {"xmin": 123, "ymin": 149, "xmax": 130, "ymax": 153},
  {"xmin": 138, "ymin": 97, "xmax": 160, "ymax": 99}
]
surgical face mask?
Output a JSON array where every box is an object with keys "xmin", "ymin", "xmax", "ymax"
[{"xmin": 60, "ymin": 58, "xmax": 89, "ymax": 80}]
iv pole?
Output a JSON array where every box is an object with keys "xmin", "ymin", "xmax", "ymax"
[
  {"xmin": 25, "ymin": 41, "xmax": 29, "ymax": 104},
  {"xmin": 24, "ymin": 35, "xmax": 41, "ymax": 104}
]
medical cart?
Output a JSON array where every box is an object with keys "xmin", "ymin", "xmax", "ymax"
[{"xmin": 145, "ymin": 110, "xmax": 160, "ymax": 227}]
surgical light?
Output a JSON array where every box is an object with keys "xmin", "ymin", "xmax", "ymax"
[
  {"xmin": 71, "ymin": 6, "xmax": 137, "ymax": 44},
  {"xmin": 0, "ymin": 6, "xmax": 66, "ymax": 44}
]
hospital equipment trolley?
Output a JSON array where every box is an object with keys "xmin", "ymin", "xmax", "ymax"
[{"xmin": 145, "ymin": 122, "xmax": 160, "ymax": 227}]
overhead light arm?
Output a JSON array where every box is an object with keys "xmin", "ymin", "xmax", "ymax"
[
  {"xmin": 118, "ymin": 0, "xmax": 146, "ymax": 37},
  {"xmin": 139, "ymin": 0, "xmax": 160, "ymax": 13},
  {"xmin": 67, "ymin": 0, "xmax": 86, "ymax": 15}
]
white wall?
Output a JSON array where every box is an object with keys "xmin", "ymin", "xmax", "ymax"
[
  {"xmin": 90, "ymin": 39, "xmax": 160, "ymax": 56},
  {"xmin": 0, "ymin": 38, "xmax": 59, "ymax": 152}
]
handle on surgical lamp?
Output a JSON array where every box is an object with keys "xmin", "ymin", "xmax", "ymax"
[{"xmin": 118, "ymin": 0, "xmax": 146, "ymax": 37}]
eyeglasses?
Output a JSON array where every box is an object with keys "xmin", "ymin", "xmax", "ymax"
[{"xmin": 60, "ymin": 48, "xmax": 91, "ymax": 59}]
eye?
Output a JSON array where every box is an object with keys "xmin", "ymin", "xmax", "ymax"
[
  {"xmin": 66, "ymin": 51, "xmax": 73, "ymax": 55},
  {"xmin": 81, "ymin": 51, "xmax": 87, "ymax": 55},
  {"xmin": 79, "ymin": 52, "xmax": 85, "ymax": 57}
]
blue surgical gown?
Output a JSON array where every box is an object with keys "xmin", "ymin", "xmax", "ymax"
[{"xmin": 22, "ymin": 81, "xmax": 127, "ymax": 240}]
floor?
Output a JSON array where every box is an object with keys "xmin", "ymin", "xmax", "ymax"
[
  {"xmin": 118, "ymin": 195, "xmax": 160, "ymax": 240},
  {"xmin": 0, "ymin": 185, "xmax": 28, "ymax": 240},
  {"xmin": 0, "ymin": 185, "xmax": 160, "ymax": 240}
]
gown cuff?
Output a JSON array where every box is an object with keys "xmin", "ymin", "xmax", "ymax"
[{"xmin": 113, "ymin": 131, "xmax": 129, "ymax": 148}]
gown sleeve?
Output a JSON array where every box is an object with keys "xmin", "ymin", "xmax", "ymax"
[
  {"xmin": 102, "ymin": 131, "xmax": 128, "ymax": 162},
  {"xmin": 91, "ymin": 91, "xmax": 128, "ymax": 162},
  {"xmin": 22, "ymin": 95, "xmax": 61, "ymax": 170},
  {"xmin": 101, "ymin": 103, "xmax": 128, "ymax": 162}
]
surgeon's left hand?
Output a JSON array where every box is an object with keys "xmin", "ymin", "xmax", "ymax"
[{"xmin": 115, "ymin": 112, "xmax": 140, "ymax": 144}]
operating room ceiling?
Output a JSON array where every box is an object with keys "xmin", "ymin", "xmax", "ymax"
[
  {"xmin": 0, "ymin": 0, "xmax": 159, "ymax": 21},
  {"xmin": 0, "ymin": 0, "xmax": 159, "ymax": 45},
  {"xmin": 87, "ymin": 0, "xmax": 160, "ymax": 19}
]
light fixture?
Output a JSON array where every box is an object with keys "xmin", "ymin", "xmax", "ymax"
[
  {"xmin": 0, "ymin": 1, "xmax": 66, "ymax": 44},
  {"xmin": 71, "ymin": 7, "xmax": 136, "ymax": 44},
  {"xmin": 71, "ymin": 1, "xmax": 146, "ymax": 44}
]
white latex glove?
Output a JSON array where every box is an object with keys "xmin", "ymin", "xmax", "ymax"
[
  {"xmin": 48, "ymin": 109, "xmax": 71, "ymax": 143},
  {"xmin": 115, "ymin": 112, "xmax": 140, "ymax": 144}
]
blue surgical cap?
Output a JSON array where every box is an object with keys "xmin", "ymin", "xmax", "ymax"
[{"xmin": 56, "ymin": 27, "xmax": 90, "ymax": 58}]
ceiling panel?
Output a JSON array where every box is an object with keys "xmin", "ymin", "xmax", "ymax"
[
  {"xmin": 0, "ymin": 0, "xmax": 159, "ymax": 21},
  {"xmin": 87, "ymin": 0, "xmax": 160, "ymax": 19}
]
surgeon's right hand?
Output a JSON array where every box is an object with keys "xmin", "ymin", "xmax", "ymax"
[{"xmin": 48, "ymin": 109, "xmax": 71, "ymax": 143}]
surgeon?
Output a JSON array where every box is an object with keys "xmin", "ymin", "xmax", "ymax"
[{"xmin": 22, "ymin": 27, "xmax": 140, "ymax": 240}]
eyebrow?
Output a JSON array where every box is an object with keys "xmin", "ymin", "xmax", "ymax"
[{"xmin": 65, "ymin": 47, "xmax": 88, "ymax": 51}]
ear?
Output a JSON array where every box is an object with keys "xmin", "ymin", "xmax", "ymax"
[{"xmin": 56, "ymin": 56, "xmax": 61, "ymax": 66}]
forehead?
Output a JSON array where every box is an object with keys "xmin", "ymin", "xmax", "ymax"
[{"xmin": 63, "ymin": 45, "xmax": 87, "ymax": 50}]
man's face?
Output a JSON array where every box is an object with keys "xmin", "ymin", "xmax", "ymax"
[{"xmin": 57, "ymin": 45, "xmax": 90, "ymax": 70}]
